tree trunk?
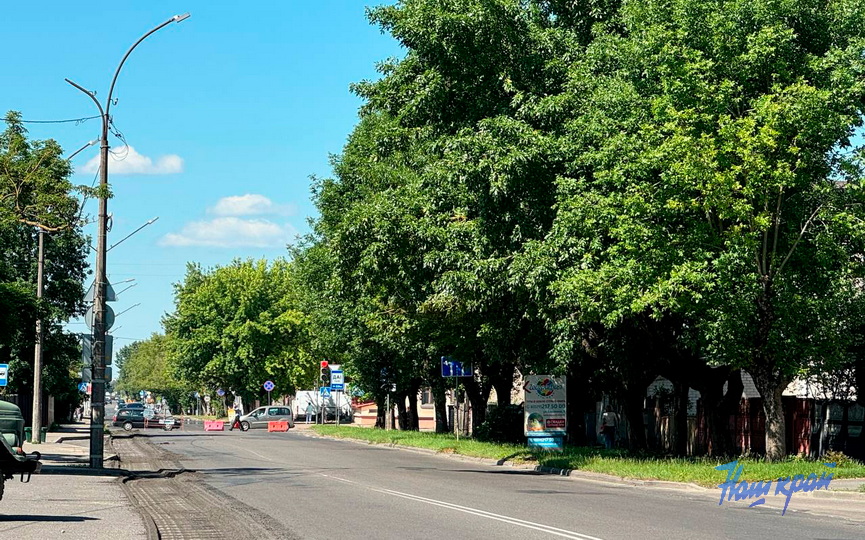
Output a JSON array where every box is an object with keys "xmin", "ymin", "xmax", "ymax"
[
  {"xmin": 839, "ymin": 402, "xmax": 850, "ymax": 454},
  {"xmin": 405, "ymin": 381, "xmax": 421, "ymax": 431},
  {"xmin": 396, "ymin": 392, "xmax": 409, "ymax": 430},
  {"xmin": 752, "ymin": 373, "xmax": 789, "ymax": 461},
  {"xmin": 623, "ymin": 387, "xmax": 647, "ymax": 451},
  {"xmin": 463, "ymin": 377, "xmax": 488, "ymax": 432},
  {"xmin": 492, "ymin": 363, "xmax": 515, "ymax": 406},
  {"xmin": 374, "ymin": 394, "xmax": 386, "ymax": 429},
  {"xmin": 695, "ymin": 368, "xmax": 742, "ymax": 457},
  {"xmin": 433, "ymin": 383, "xmax": 449, "ymax": 433}
]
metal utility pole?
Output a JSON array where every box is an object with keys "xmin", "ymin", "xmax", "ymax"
[
  {"xmin": 30, "ymin": 229, "xmax": 46, "ymax": 443},
  {"xmin": 66, "ymin": 13, "xmax": 189, "ymax": 468}
]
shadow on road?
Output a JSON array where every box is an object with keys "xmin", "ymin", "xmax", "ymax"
[{"xmin": 0, "ymin": 515, "xmax": 98, "ymax": 522}]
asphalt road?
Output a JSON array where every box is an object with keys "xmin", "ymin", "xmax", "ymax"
[{"xmin": 136, "ymin": 426, "xmax": 863, "ymax": 540}]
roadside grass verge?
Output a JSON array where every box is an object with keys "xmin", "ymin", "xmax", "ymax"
[{"xmin": 310, "ymin": 425, "xmax": 865, "ymax": 487}]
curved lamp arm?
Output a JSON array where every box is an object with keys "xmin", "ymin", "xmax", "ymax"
[{"xmin": 106, "ymin": 13, "xmax": 190, "ymax": 118}]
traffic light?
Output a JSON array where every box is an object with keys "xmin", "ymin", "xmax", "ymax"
[{"xmin": 320, "ymin": 361, "xmax": 330, "ymax": 383}]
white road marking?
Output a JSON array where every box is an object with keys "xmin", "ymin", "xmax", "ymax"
[{"xmin": 321, "ymin": 474, "xmax": 604, "ymax": 540}]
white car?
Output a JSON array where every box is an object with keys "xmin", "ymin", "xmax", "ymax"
[{"xmin": 238, "ymin": 406, "xmax": 295, "ymax": 431}]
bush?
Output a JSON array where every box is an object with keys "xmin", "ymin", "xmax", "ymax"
[{"xmin": 474, "ymin": 404, "xmax": 525, "ymax": 444}]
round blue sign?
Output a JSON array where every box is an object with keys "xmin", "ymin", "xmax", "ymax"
[
  {"xmin": 216, "ymin": 388, "xmax": 225, "ymax": 397},
  {"xmin": 263, "ymin": 380, "xmax": 275, "ymax": 392}
]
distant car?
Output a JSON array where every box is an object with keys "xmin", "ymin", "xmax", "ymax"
[
  {"xmin": 238, "ymin": 406, "xmax": 295, "ymax": 431},
  {"xmin": 118, "ymin": 402, "xmax": 145, "ymax": 410}
]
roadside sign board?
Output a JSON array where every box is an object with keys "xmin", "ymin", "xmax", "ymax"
[
  {"xmin": 81, "ymin": 334, "xmax": 113, "ymax": 366},
  {"xmin": 217, "ymin": 388, "xmax": 225, "ymax": 397},
  {"xmin": 523, "ymin": 375, "xmax": 567, "ymax": 438},
  {"xmin": 77, "ymin": 382, "xmax": 88, "ymax": 392},
  {"xmin": 320, "ymin": 387, "xmax": 331, "ymax": 397},
  {"xmin": 330, "ymin": 370, "xmax": 344, "ymax": 391},
  {"xmin": 440, "ymin": 356, "xmax": 473, "ymax": 377},
  {"xmin": 0, "ymin": 364, "xmax": 7, "ymax": 387},
  {"xmin": 82, "ymin": 367, "xmax": 112, "ymax": 382},
  {"xmin": 263, "ymin": 380, "xmax": 275, "ymax": 392}
]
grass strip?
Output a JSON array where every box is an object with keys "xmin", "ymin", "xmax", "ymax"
[{"xmin": 310, "ymin": 425, "xmax": 865, "ymax": 487}]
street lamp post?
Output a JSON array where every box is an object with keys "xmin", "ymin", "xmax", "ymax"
[{"xmin": 65, "ymin": 13, "xmax": 189, "ymax": 468}]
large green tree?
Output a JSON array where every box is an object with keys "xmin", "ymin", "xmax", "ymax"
[
  {"xmin": 163, "ymin": 259, "xmax": 308, "ymax": 404},
  {"xmin": 0, "ymin": 111, "xmax": 90, "ymax": 416},
  {"xmin": 523, "ymin": 0, "xmax": 865, "ymax": 459}
]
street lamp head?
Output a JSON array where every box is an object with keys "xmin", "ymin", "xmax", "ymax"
[{"xmin": 173, "ymin": 13, "xmax": 191, "ymax": 23}]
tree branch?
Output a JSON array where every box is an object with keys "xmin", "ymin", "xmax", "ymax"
[{"xmin": 775, "ymin": 204, "xmax": 823, "ymax": 276}]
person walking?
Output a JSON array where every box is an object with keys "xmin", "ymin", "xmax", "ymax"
[
  {"xmin": 305, "ymin": 402, "xmax": 314, "ymax": 424},
  {"xmin": 600, "ymin": 405, "xmax": 618, "ymax": 449}
]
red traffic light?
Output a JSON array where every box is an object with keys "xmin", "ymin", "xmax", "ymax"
[{"xmin": 320, "ymin": 361, "xmax": 329, "ymax": 368}]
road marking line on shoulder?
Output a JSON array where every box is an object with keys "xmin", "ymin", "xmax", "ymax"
[{"xmin": 320, "ymin": 474, "xmax": 604, "ymax": 540}]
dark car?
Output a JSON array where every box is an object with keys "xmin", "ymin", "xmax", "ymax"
[
  {"xmin": 112, "ymin": 409, "xmax": 146, "ymax": 431},
  {"xmin": 112, "ymin": 408, "xmax": 176, "ymax": 431}
]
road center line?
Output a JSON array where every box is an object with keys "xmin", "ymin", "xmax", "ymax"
[{"xmin": 321, "ymin": 474, "xmax": 604, "ymax": 540}]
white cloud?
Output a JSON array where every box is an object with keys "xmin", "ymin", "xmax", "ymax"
[
  {"xmin": 210, "ymin": 194, "xmax": 295, "ymax": 217},
  {"xmin": 80, "ymin": 146, "xmax": 183, "ymax": 175},
  {"xmin": 158, "ymin": 217, "xmax": 297, "ymax": 248}
]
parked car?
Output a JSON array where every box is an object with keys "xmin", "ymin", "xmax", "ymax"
[
  {"xmin": 112, "ymin": 409, "xmax": 146, "ymax": 431},
  {"xmin": 112, "ymin": 409, "xmax": 177, "ymax": 431},
  {"xmin": 238, "ymin": 406, "xmax": 295, "ymax": 431}
]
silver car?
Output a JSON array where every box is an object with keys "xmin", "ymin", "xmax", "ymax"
[{"xmin": 238, "ymin": 406, "xmax": 295, "ymax": 431}]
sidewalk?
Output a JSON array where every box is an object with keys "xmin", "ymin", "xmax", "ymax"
[{"xmin": 2, "ymin": 421, "xmax": 147, "ymax": 540}]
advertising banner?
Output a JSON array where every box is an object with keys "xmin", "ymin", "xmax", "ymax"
[{"xmin": 523, "ymin": 375, "xmax": 567, "ymax": 437}]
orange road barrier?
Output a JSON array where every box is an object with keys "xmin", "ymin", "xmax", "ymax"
[
  {"xmin": 204, "ymin": 420, "xmax": 225, "ymax": 431},
  {"xmin": 268, "ymin": 421, "xmax": 289, "ymax": 432}
]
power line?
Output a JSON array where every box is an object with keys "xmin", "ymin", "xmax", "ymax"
[{"xmin": 21, "ymin": 115, "xmax": 101, "ymax": 125}]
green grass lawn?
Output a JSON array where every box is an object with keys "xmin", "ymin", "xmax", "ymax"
[{"xmin": 311, "ymin": 425, "xmax": 865, "ymax": 487}]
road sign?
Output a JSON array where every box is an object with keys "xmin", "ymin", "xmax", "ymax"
[
  {"xmin": 330, "ymin": 370, "xmax": 344, "ymax": 391},
  {"xmin": 84, "ymin": 280, "xmax": 117, "ymax": 302},
  {"xmin": 81, "ymin": 334, "xmax": 113, "ymax": 366},
  {"xmin": 139, "ymin": 390, "xmax": 146, "ymax": 398},
  {"xmin": 84, "ymin": 304, "xmax": 116, "ymax": 331},
  {"xmin": 203, "ymin": 395, "xmax": 211, "ymax": 403},
  {"xmin": 194, "ymin": 391, "xmax": 200, "ymax": 398},
  {"xmin": 77, "ymin": 382, "xmax": 88, "ymax": 392},
  {"xmin": 82, "ymin": 367, "xmax": 112, "ymax": 382},
  {"xmin": 319, "ymin": 387, "xmax": 331, "ymax": 397},
  {"xmin": 217, "ymin": 388, "xmax": 225, "ymax": 397},
  {"xmin": 441, "ymin": 356, "xmax": 473, "ymax": 377},
  {"xmin": 263, "ymin": 380, "xmax": 275, "ymax": 392},
  {"xmin": 0, "ymin": 364, "xmax": 7, "ymax": 387}
]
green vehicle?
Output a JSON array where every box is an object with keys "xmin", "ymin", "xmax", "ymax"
[{"xmin": 0, "ymin": 401, "xmax": 42, "ymax": 500}]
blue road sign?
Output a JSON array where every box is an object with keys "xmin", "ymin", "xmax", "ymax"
[
  {"xmin": 78, "ymin": 382, "xmax": 88, "ymax": 393},
  {"xmin": 440, "ymin": 356, "xmax": 473, "ymax": 377},
  {"xmin": 0, "ymin": 364, "xmax": 7, "ymax": 387},
  {"xmin": 263, "ymin": 380, "xmax": 275, "ymax": 392},
  {"xmin": 217, "ymin": 388, "xmax": 225, "ymax": 397},
  {"xmin": 330, "ymin": 370, "xmax": 344, "ymax": 391},
  {"xmin": 319, "ymin": 387, "xmax": 331, "ymax": 397}
]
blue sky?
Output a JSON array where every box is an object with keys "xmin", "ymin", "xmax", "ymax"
[{"xmin": 0, "ymin": 1, "xmax": 403, "ymax": 370}]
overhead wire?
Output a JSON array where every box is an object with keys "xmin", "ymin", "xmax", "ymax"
[{"xmin": 21, "ymin": 115, "xmax": 100, "ymax": 125}]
